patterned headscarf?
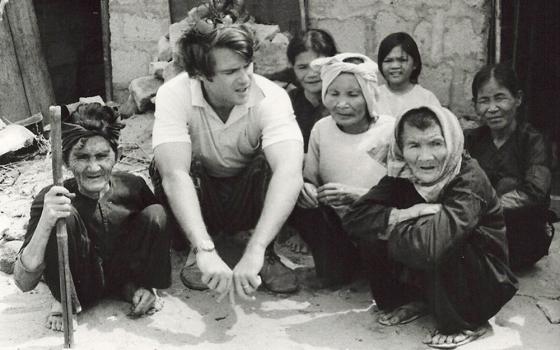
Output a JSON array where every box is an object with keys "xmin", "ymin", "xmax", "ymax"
[
  {"xmin": 387, "ymin": 105, "xmax": 464, "ymax": 202},
  {"xmin": 61, "ymin": 104, "xmax": 124, "ymax": 156},
  {"xmin": 310, "ymin": 53, "xmax": 380, "ymax": 120}
]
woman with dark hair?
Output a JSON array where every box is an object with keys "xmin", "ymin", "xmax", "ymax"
[
  {"xmin": 343, "ymin": 105, "xmax": 517, "ymax": 348},
  {"xmin": 287, "ymin": 28, "xmax": 338, "ymax": 151},
  {"xmin": 282, "ymin": 29, "xmax": 338, "ymax": 254},
  {"xmin": 14, "ymin": 103, "xmax": 171, "ymax": 331},
  {"xmin": 376, "ymin": 32, "xmax": 441, "ymax": 117},
  {"xmin": 466, "ymin": 63, "xmax": 554, "ymax": 270}
]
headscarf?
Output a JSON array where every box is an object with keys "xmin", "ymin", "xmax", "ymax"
[
  {"xmin": 310, "ymin": 53, "xmax": 380, "ymax": 121},
  {"xmin": 60, "ymin": 105, "xmax": 124, "ymax": 155},
  {"xmin": 387, "ymin": 105, "xmax": 464, "ymax": 202}
]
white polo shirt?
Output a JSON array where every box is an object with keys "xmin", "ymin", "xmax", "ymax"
[{"xmin": 153, "ymin": 72, "xmax": 303, "ymax": 177}]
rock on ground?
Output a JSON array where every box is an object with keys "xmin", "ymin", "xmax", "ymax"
[
  {"xmin": 129, "ymin": 76, "xmax": 164, "ymax": 113},
  {"xmin": 0, "ymin": 240, "xmax": 23, "ymax": 274},
  {"xmin": 537, "ymin": 299, "xmax": 560, "ymax": 324}
]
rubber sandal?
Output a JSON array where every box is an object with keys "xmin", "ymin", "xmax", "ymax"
[
  {"xmin": 377, "ymin": 302, "xmax": 428, "ymax": 326},
  {"xmin": 423, "ymin": 324, "xmax": 489, "ymax": 349}
]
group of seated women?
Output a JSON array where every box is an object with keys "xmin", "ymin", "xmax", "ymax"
[
  {"xmin": 284, "ymin": 29, "xmax": 553, "ymax": 348},
  {"xmin": 12, "ymin": 25, "xmax": 553, "ymax": 349}
]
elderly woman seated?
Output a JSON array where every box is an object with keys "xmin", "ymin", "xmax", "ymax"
[
  {"xmin": 343, "ymin": 106, "xmax": 518, "ymax": 348},
  {"xmin": 14, "ymin": 103, "xmax": 171, "ymax": 331},
  {"xmin": 466, "ymin": 63, "xmax": 554, "ymax": 270},
  {"xmin": 288, "ymin": 53, "xmax": 395, "ymax": 287}
]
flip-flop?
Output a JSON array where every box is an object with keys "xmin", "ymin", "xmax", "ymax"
[
  {"xmin": 377, "ymin": 302, "xmax": 428, "ymax": 326},
  {"xmin": 423, "ymin": 324, "xmax": 489, "ymax": 349}
]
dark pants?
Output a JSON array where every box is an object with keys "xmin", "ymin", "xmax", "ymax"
[
  {"xmin": 150, "ymin": 155, "xmax": 272, "ymax": 249},
  {"xmin": 504, "ymin": 206, "xmax": 554, "ymax": 270},
  {"xmin": 43, "ymin": 204, "xmax": 171, "ymax": 308},
  {"xmin": 288, "ymin": 206, "xmax": 361, "ymax": 286},
  {"xmin": 359, "ymin": 237, "xmax": 517, "ymax": 333}
]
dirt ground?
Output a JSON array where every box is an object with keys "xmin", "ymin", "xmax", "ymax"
[{"xmin": 1, "ymin": 113, "xmax": 559, "ymax": 350}]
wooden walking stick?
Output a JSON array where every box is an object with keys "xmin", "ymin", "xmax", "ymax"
[{"xmin": 49, "ymin": 106, "xmax": 75, "ymax": 348}]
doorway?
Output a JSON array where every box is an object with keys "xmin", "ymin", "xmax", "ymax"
[
  {"xmin": 500, "ymin": 0, "xmax": 560, "ymax": 194},
  {"xmin": 33, "ymin": 0, "xmax": 105, "ymax": 104},
  {"xmin": 500, "ymin": 0, "xmax": 560, "ymax": 151}
]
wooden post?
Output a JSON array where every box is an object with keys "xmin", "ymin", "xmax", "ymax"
[
  {"xmin": 100, "ymin": 0, "xmax": 113, "ymax": 102},
  {"xmin": 0, "ymin": 9, "xmax": 30, "ymax": 123},
  {"xmin": 5, "ymin": 0, "xmax": 55, "ymax": 122},
  {"xmin": 298, "ymin": 0, "xmax": 307, "ymax": 32},
  {"xmin": 49, "ymin": 106, "xmax": 74, "ymax": 348}
]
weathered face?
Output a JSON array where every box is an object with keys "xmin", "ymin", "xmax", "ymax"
[
  {"xmin": 474, "ymin": 77, "xmax": 521, "ymax": 132},
  {"xmin": 67, "ymin": 136, "xmax": 115, "ymax": 199},
  {"xmin": 202, "ymin": 47, "xmax": 253, "ymax": 110},
  {"xmin": 323, "ymin": 73, "xmax": 369, "ymax": 134},
  {"xmin": 381, "ymin": 45, "xmax": 415, "ymax": 90},
  {"xmin": 401, "ymin": 122, "xmax": 447, "ymax": 184},
  {"xmin": 293, "ymin": 50, "xmax": 323, "ymax": 95}
]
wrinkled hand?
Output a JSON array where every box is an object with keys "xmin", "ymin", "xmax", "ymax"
[
  {"xmin": 232, "ymin": 245, "xmax": 264, "ymax": 300},
  {"xmin": 397, "ymin": 203, "xmax": 442, "ymax": 223},
  {"xmin": 297, "ymin": 182, "xmax": 319, "ymax": 209},
  {"xmin": 39, "ymin": 186, "xmax": 75, "ymax": 230},
  {"xmin": 317, "ymin": 183, "xmax": 364, "ymax": 207},
  {"xmin": 197, "ymin": 251, "xmax": 233, "ymax": 295}
]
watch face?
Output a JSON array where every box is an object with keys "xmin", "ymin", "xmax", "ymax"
[{"xmin": 196, "ymin": 239, "xmax": 215, "ymax": 254}]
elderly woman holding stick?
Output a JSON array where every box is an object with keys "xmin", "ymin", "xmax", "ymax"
[{"xmin": 14, "ymin": 103, "xmax": 171, "ymax": 331}]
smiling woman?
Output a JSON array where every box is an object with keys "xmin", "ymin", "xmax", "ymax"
[
  {"xmin": 375, "ymin": 32, "xmax": 441, "ymax": 118},
  {"xmin": 14, "ymin": 103, "xmax": 171, "ymax": 332},
  {"xmin": 466, "ymin": 63, "xmax": 554, "ymax": 270},
  {"xmin": 287, "ymin": 29, "xmax": 338, "ymax": 152},
  {"xmin": 343, "ymin": 105, "xmax": 518, "ymax": 349}
]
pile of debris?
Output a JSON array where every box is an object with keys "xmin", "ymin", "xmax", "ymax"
[{"xmin": 121, "ymin": 1, "xmax": 293, "ymax": 118}]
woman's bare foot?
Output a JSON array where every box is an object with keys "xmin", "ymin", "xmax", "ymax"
[
  {"xmin": 422, "ymin": 323, "xmax": 489, "ymax": 349},
  {"xmin": 124, "ymin": 283, "xmax": 163, "ymax": 318},
  {"xmin": 45, "ymin": 301, "xmax": 77, "ymax": 332},
  {"xmin": 285, "ymin": 234, "xmax": 309, "ymax": 254},
  {"xmin": 377, "ymin": 301, "xmax": 428, "ymax": 326}
]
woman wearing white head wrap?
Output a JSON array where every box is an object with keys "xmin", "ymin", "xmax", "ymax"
[
  {"xmin": 288, "ymin": 53, "xmax": 395, "ymax": 288},
  {"xmin": 343, "ymin": 105, "xmax": 517, "ymax": 349},
  {"xmin": 311, "ymin": 52, "xmax": 381, "ymax": 120}
]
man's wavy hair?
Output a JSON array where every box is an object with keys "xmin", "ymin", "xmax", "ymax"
[{"xmin": 177, "ymin": 23, "xmax": 255, "ymax": 80}]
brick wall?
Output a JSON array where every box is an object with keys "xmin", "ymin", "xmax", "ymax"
[
  {"xmin": 109, "ymin": 0, "xmax": 169, "ymax": 103},
  {"xmin": 308, "ymin": 0, "xmax": 490, "ymax": 119}
]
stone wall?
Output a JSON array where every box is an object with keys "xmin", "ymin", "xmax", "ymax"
[
  {"xmin": 308, "ymin": 0, "xmax": 490, "ymax": 119},
  {"xmin": 109, "ymin": 0, "xmax": 170, "ymax": 103}
]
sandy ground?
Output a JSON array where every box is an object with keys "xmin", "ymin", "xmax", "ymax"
[{"xmin": 1, "ymin": 113, "xmax": 559, "ymax": 350}]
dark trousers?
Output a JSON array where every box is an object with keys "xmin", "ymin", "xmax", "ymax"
[
  {"xmin": 359, "ymin": 237, "xmax": 517, "ymax": 333},
  {"xmin": 289, "ymin": 206, "xmax": 361, "ymax": 285},
  {"xmin": 150, "ymin": 155, "xmax": 272, "ymax": 249},
  {"xmin": 43, "ymin": 205, "xmax": 171, "ymax": 308},
  {"xmin": 504, "ymin": 205, "xmax": 554, "ymax": 270}
]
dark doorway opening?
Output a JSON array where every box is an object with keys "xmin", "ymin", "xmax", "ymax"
[
  {"xmin": 499, "ymin": 0, "xmax": 560, "ymax": 152},
  {"xmin": 500, "ymin": 0, "xmax": 560, "ymax": 195},
  {"xmin": 33, "ymin": 0, "xmax": 105, "ymax": 104}
]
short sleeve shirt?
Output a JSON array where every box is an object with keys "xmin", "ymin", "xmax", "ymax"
[
  {"xmin": 376, "ymin": 84, "xmax": 441, "ymax": 118},
  {"xmin": 152, "ymin": 72, "xmax": 303, "ymax": 177}
]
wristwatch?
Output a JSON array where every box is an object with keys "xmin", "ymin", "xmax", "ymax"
[{"xmin": 193, "ymin": 239, "xmax": 215, "ymax": 255}]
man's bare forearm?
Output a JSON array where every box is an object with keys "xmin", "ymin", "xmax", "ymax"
[
  {"xmin": 246, "ymin": 169, "xmax": 303, "ymax": 252},
  {"xmin": 161, "ymin": 171, "xmax": 211, "ymax": 246}
]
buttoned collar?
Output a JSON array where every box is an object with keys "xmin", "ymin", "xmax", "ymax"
[{"xmin": 190, "ymin": 76, "xmax": 266, "ymax": 124}]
